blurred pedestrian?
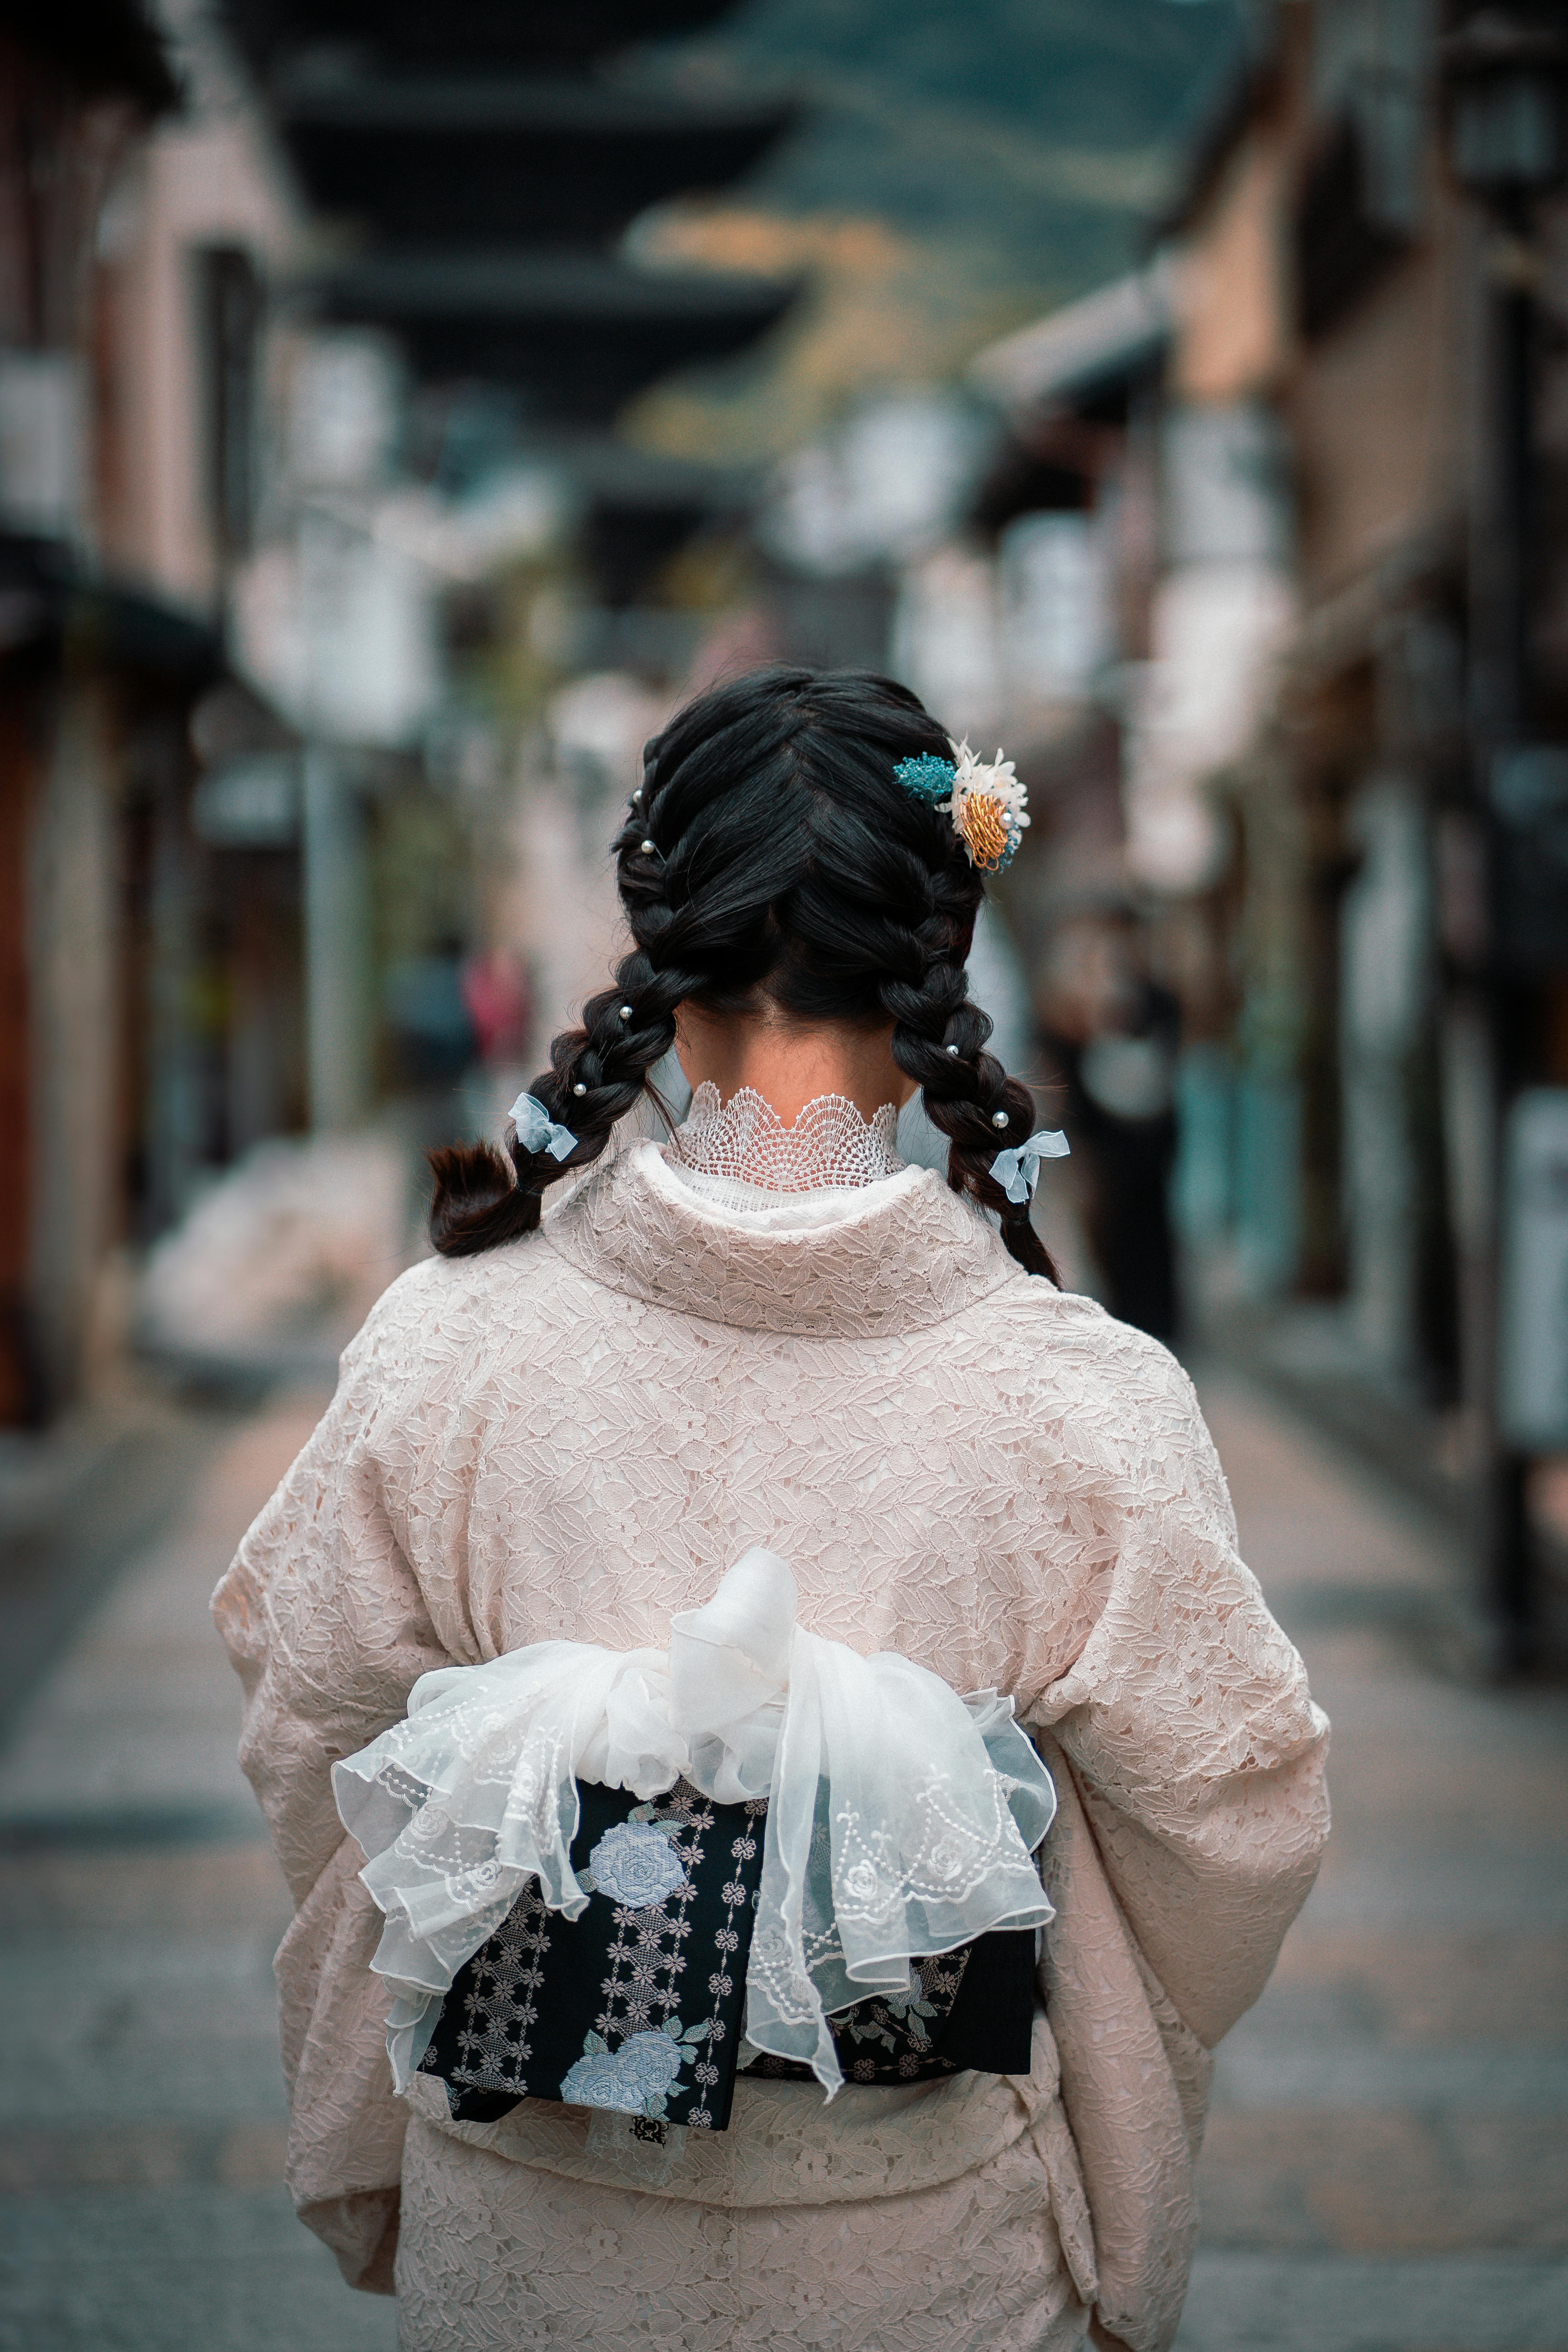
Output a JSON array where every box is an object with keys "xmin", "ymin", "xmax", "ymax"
[
  {"xmin": 459, "ymin": 944, "xmax": 534, "ymax": 1069},
  {"xmin": 382, "ymin": 938, "xmax": 478, "ymax": 1091},
  {"xmin": 215, "ymin": 670, "xmax": 1327, "ymax": 2352},
  {"xmin": 1037, "ymin": 906, "xmax": 1180, "ymax": 1341}
]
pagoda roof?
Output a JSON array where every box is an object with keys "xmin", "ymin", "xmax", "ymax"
[
  {"xmin": 226, "ymin": 0, "xmax": 736, "ymax": 72},
  {"xmin": 278, "ymin": 78, "xmax": 794, "ymax": 245},
  {"xmin": 317, "ymin": 250, "xmax": 796, "ymax": 424},
  {"xmin": 10, "ymin": 0, "xmax": 178, "ymax": 112}
]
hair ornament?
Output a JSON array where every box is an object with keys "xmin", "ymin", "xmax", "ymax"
[
  {"xmin": 990, "ymin": 1128, "xmax": 1070, "ymax": 1205},
  {"xmin": 893, "ymin": 739, "xmax": 1030, "ymax": 873},
  {"xmin": 508, "ymin": 1091, "xmax": 578, "ymax": 1163}
]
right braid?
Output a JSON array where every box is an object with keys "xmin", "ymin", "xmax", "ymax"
[
  {"xmin": 873, "ymin": 880, "xmax": 1057, "ymax": 1281},
  {"xmin": 432, "ymin": 667, "xmax": 1063, "ymax": 1283}
]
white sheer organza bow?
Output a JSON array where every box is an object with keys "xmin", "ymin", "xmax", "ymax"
[
  {"xmin": 333, "ymin": 1549, "xmax": 1057, "ymax": 2097},
  {"xmin": 989, "ymin": 1129, "xmax": 1070, "ymax": 1204}
]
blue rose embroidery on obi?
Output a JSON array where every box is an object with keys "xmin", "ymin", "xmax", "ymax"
[
  {"xmin": 561, "ymin": 2020, "xmax": 711, "ymax": 2119},
  {"xmin": 584, "ymin": 1819, "xmax": 687, "ymax": 1908}
]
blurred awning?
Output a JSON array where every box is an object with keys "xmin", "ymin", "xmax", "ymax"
[
  {"xmin": 6, "ymin": 0, "xmax": 179, "ymax": 112},
  {"xmin": 968, "ymin": 261, "xmax": 1173, "ymax": 422},
  {"xmin": 567, "ymin": 440, "xmax": 758, "ymax": 605},
  {"xmin": 317, "ymin": 250, "xmax": 798, "ymax": 425},
  {"xmin": 277, "ymin": 80, "xmax": 796, "ymax": 245},
  {"xmin": 0, "ymin": 533, "xmax": 223, "ymax": 686}
]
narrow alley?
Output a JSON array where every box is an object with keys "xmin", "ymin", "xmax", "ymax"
[{"xmin": 1, "ymin": 1369, "xmax": 1565, "ymax": 2352}]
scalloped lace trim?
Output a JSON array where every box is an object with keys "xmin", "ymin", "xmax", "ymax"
[{"xmin": 667, "ymin": 1083, "xmax": 904, "ymax": 1212}]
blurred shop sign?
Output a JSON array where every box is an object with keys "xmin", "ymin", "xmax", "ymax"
[
  {"xmin": 288, "ymin": 333, "xmax": 401, "ymax": 490},
  {"xmin": 1492, "ymin": 745, "xmax": 1568, "ymax": 972},
  {"xmin": 761, "ymin": 396, "xmax": 988, "ymax": 577},
  {"xmin": 548, "ymin": 671, "xmax": 669, "ymax": 795},
  {"xmin": 232, "ymin": 517, "xmax": 442, "ymax": 748},
  {"xmin": 997, "ymin": 511, "xmax": 1113, "ymax": 702},
  {"xmin": 0, "ymin": 352, "xmax": 82, "ymax": 537},
  {"xmin": 1121, "ymin": 396, "xmax": 1295, "ymax": 896},
  {"xmin": 191, "ymin": 753, "xmax": 299, "ymax": 848},
  {"xmin": 1122, "ymin": 560, "xmax": 1295, "ymax": 893},
  {"xmin": 1499, "ymin": 1088, "xmax": 1568, "ymax": 1450},
  {"xmin": 1160, "ymin": 400, "xmax": 1293, "ymax": 569},
  {"xmin": 891, "ymin": 547, "xmax": 1004, "ymax": 743}
]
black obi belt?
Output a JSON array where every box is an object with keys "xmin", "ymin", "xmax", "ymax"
[{"xmin": 416, "ymin": 1777, "xmax": 1038, "ymax": 2133}]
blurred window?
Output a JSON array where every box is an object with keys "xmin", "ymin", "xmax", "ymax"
[
  {"xmin": 1310, "ymin": 0, "xmax": 1433, "ymax": 229},
  {"xmin": 197, "ymin": 245, "xmax": 262, "ymax": 565},
  {"xmin": 0, "ymin": 352, "xmax": 82, "ymax": 538},
  {"xmin": 1297, "ymin": 0, "xmax": 1434, "ymax": 339}
]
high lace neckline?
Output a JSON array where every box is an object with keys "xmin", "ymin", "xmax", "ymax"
[
  {"xmin": 668, "ymin": 1082, "xmax": 904, "ymax": 1212},
  {"xmin": 543, "ymin": 1139, "xmax": 1020, "ymax": 1337}
]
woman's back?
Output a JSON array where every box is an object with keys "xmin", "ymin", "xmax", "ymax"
[
  {"xmin": 216, "ymin": 668, "xmax": 1327, "ymax": 2352},
  {"xmin": 308, "ymin": 1134, "xmax": 1221, "ymax": 1694}
]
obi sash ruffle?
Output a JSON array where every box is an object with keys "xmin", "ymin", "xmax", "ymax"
[{"xmin": 332, "ymin": 1548, "xmax": 1057, "ymax": 2103}]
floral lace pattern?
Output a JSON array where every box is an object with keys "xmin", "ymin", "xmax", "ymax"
[
  {"xmin": 669, "ymin": 1082, "xmax": 903, "ymax": 1214},
  {"xmin": 551, "ymin": 1140, "xmax": 1010, "ymax": 1335},
  {"xmin": 587, "ymin": 1818, "xmax": 687, "ymax": 1907},
  {"xmin": 213, "ymin": 1138, "xmax": 1329, "ymax": 2351},
  {"xmin": 412, "ymin": 1778, "xmax": 763, "ymax": 2134},
  {"xmin": 395, "ymin": 2110, "xmax": 1092, "ymax": 2352}
]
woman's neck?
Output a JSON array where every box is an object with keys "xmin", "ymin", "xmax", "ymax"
[{"xmin": 673, "ymin": 1007, "xmax": 915, "ymax": 1128}]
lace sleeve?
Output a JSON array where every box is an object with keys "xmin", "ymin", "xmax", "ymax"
[
  {"xmin": 212, "ymin": 1277, "xmax": 453, "ymax": 2291},
  {"xmin": 1012, "ymin": 1348, "xmax": 1327, "ymax": 2352},
  {"xmin": 1024, "ymin": 1346, "xmax": 1330, "ymax": 2050}
]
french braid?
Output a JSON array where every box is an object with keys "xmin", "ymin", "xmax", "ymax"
[
  {"xmin": 878, "ymin": 924, "xmax": 1056, "ymax": 1279},
  {"xmin": 430, "ymin": 667, "xmax": 1059, "ymax": 1283}
]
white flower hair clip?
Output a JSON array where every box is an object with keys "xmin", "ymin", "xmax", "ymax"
[
  {"xmin": 894, "ymin": 739, "xmax": 1030, "ymax": 873},
  {"xmin": 508, "ymin": 1091, "xmax": 577, "ymax": 1163}
]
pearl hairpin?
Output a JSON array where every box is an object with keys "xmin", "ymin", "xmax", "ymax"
[
  {"xmin": 946, "ymin": 1044, "xmax": 960, "ymax": 1055},
  {"xmin": 991, "ymin": 1110, "xmax": 1008, "ymax": 1128},
  {"xmin": 573, "ymin": 1082, "xmax": 587, "ymax": 1097},
  {"xmin": 619, "ymin": 1006, "xmax": 633, "ymax": 1021},
  {"xmin": 640, "ymin": 838, "xmax": 656, "ymax": 854}
]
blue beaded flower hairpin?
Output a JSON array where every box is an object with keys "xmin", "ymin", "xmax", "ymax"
[{"xmin": 893, "ymin": 740, "xmax": 1029, "ymax": 873}]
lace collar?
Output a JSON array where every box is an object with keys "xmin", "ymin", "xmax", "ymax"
[
  {"xmin": 667, "ymin": 1082, "xmax": 903, "ymax": 1211},
  {"xmin": 543, "ymin": 1140, "xmax": 1019, "ymax": 1338}
]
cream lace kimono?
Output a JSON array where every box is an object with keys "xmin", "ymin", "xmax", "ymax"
[{"xmin": 213, "ymin": 1094, "xmax": 1329, "ymax": 2352}]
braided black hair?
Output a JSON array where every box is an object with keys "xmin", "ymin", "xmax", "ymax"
[{"xmin": 430, "ymin": 667, "xmax": 1059, "ymax": 1281}]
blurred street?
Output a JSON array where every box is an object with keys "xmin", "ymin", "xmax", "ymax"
[
  {"xmin": 0, "ymin": 1386, "xmax": 395, "ymax": 2352},
  {"xmin": 0, "ymin": 1370, "xmax": 1562, "ymax": 2352},
  {"xmin": 4, "ymin": 1, "xmax": 1568, "ymax": 2340}
]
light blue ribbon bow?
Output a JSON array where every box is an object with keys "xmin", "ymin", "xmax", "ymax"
[
  {"xmin": 990, "ymin": 1129, "xmax": 1070, "ymax": 1204},
  {"xmin": 508, "ymin": 1091, "xmax": 578, "ymax": 1163}
]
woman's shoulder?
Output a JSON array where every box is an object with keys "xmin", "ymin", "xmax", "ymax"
[
  {"xmin": 339, "ymin": 1229, "xmax": 593, "ymax": 1385},
  {"xmin": 960, "ymin": 1277, "xmax": 1228, "ymax": 1515},
  {"xmin": 973, "ymin": 1270, "xmax": 1187, "ymax": 1389}
]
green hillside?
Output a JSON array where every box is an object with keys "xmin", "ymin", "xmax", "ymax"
[{"xmin": 646, "ymin": 0, "xmax": 1246, "ymax": 297}]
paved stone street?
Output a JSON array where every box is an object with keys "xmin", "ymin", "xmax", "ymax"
[
  {"xmin": 1175, "ymin": 1374, "xmax": 1568, "ymax": 2352},
  {"xmin": 0, "ymin": 1389, "xmax": 397, "ymax": 2352},
  {"xmin": 1, "ymin": 1368, "xmax": 1565, "ymax": 2351}
]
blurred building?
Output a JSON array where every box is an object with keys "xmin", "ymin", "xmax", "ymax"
[
  {"xmin": 0, "ymin": 3, "xmax": 312, "ymax": 1424},
  {"xmin": 962, "ymin": 0, "xmax": 1568, "ymax": 1640},
  {"xmin": 1154, "ymin": 0, "xmax": 1568, "ymax": 1492},
  {"xmin": 216, "ymin": 0, "xmax": 800, "ymax": 1153},
  {"xmin": 1, "ymin": 0, "xmax": 805, "ymax": 1426}
]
